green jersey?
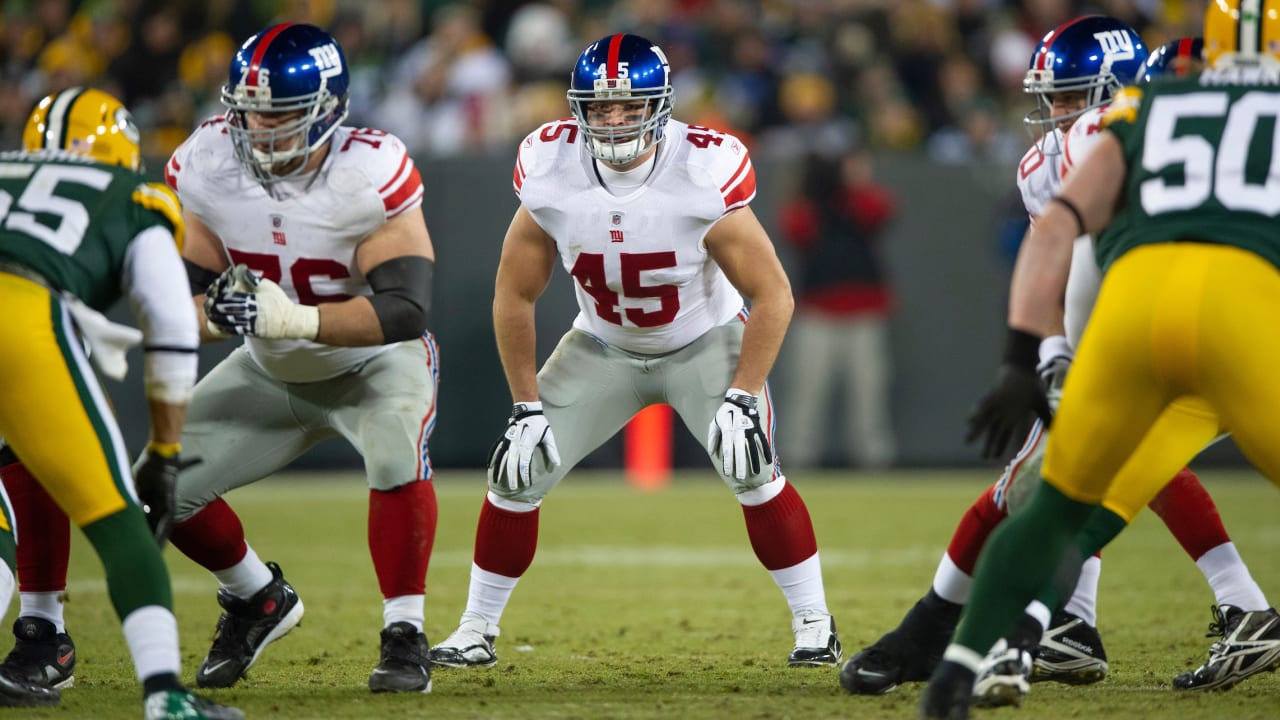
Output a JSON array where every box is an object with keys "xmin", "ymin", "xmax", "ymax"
[
  {"xmin": 1098, "ymin": 67, "xmax": 1280, "ymax": 272},
  {"xmin": 0, "ymin": 149, "xmax": 183, "ymax": 311}
]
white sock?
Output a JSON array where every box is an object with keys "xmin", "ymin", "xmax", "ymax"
[
  {"xmin": 1025, "ymin": 600, "xmax": 1051, "ymax": 631},
  {"xmin": 18, "ymin": 591, "xmax": 64, "ymax": 632},
  {"xmin": 1197, "ymin": 542, "xmax": 1269, "ymax": 611},
  {"xmin": 122, "ymin": 605, "xmax": 180, "ymax": 683},
  {"xmin": 0, "ymin": 565, "xmax": 13, "ymax": 621},
  {"xmin": 463, "ymin": 564, "xmax": 519, "ymax": 626},
  {"xmin": 768, "ymin": 554, "xmax": 829, "ymax": 617},
  {"xmin": 383, "ymin": 595, "xmax": 425, "ymax": 631},
  {"xmin": 1062, "ymin": 556, "xmax": 1101, "ymax": 626},
  {"xmin": 212, "ymin": 545, "xmax": 274, "ymax": 600},
  {"xmin": 932, "ymin": 553, "xmax": 972, "ymax": 605}
]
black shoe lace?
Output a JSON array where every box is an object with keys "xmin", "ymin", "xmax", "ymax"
[
  {"xmin": 1206, "ymin": 605, "xmax": 1230, "ymax": 640},
  {"xmin": 209, "ymin": 613, "xmax": 252, "ymax": 657}
]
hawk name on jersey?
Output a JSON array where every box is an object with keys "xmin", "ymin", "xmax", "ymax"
[
  {"xmin": 0, "ymin": 149, "xmax": 181, "ymax": 311},
  {"xmin": 167, "ymin": 118, "xmax": 423, "ymax": 382},
  {"xmin": 1099, "ymin": 75, "xmax": 1280, "ymax": 272},
  {"xmin": 514, "ymin": 119, "xmax": 755, "ymax": 354}
]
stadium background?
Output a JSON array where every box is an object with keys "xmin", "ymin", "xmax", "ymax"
[{"xmin": 0, "ymin": 0, "xmax": 1221, "ymax": 469}]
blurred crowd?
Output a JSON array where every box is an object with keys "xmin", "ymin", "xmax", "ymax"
[{"xmin": 1, "ymin": 0, "xmax": 1205, "ymax": 165}]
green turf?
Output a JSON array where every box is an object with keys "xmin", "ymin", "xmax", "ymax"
[{"xmin": 28, "ymin": 468, "xmax": 1280, "ymax": 719}]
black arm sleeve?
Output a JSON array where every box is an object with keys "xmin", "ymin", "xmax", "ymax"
[
  {"xmin": 184, "ymin": 258, "xmax": 221, "ymax": 296},
  {"xmin": 366, "ymin": 256, "xmax": 433, "ymax": 343}
]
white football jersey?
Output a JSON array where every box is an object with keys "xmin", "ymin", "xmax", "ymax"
[
  {"xmin": 1015, "ymin": 129, "xmax": 1067, "ymax": 222},
  {"xmin": 1059, "ymin": 107, "xmax": 1109, "ymax": 350},
  {"xmin": 167, "ymin": 118, "xmax": 424, "ymax": 382},
  {"xmin": 514, "ymin": 119, "xmax": 753, "ymax": 354}
]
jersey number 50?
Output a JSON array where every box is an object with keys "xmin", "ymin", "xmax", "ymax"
[{"xmin": 1141, "ymin": 91, "xmax": 1280, "ymax": 216}]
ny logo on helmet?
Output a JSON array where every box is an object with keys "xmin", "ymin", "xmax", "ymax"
[
  {"xmin": 309, "ymin": 43, "xmax": 344, "ymax": 80},
  {"xmin": 1094, "ymin": 30, "xmax": 1136, "ymax": 62}
]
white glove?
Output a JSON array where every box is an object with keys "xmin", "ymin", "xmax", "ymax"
[
  {"xmin": 707, "ymin": 388, "xmax": 772, "ymax": 481},
  {"xmin": 488, "ymin": 402, "xmax": 561, "ymax": 492},
  {"xmin": 1036, "ymin": 335, "xmax": 1073, "ymax": 413},
  {"xmin": 204, "ymin": 264, "xmax": 319, "ymax": 340}
]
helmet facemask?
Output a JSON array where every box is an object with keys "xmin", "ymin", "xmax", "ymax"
[
  {"xmin": 569, "ymin": 80, "xmax": 672, "ymax": 165},
  {"xmin": 1023, "ymin": 66, "xmax": 1121, "ymax": 155},
  {"xmin": 222, "ymin": 81, "xmax": 348, "ymax": 184}
]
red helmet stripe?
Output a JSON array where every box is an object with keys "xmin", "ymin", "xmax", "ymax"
[
  {"xmin": 246, "ymin": 22, "xmax": 295, "ymax": 86},
  {"xmin": 1176, "ymin": 36, "xmax": 1195, "ymax": 66},
  {"xmin": 1035, "ymin": 15, "xmax": 1093, "ymax": 70},
  {"xmin": 606, "ymin": 34, "xmax": 624, "ymax": 79}
]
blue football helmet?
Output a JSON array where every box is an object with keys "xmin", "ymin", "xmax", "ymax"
[
  {"xmin": 222, "ymin": 23, "xmax": 350, "ymax": 183},
  {"xmin": 1135, "ymin": 37, "xmax": 1204, "ymax": 84},
  {"xmin": 567, "ymin": 34, "xmax": 673, "ymax": 165},
  {"xmin": 1024, "ymin": 16, "xmax": 1147, "ymax": 153}
]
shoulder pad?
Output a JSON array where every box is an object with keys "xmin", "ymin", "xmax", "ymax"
[
  {"xmin": 515, "ymin": 119, "xmax": 580, "ymax": 197},
  {"xmin": 336, "ymin": 128, "xmax": 424, "ymax": 219},
  {"xmin": 132, "ymin": 182, "xmax": 184, "ymax": 250},
  {"xmin": 677, "ymin": 124, "xmax": 755, "ymax": 213},
  {"xmin": 1102, "ymin": 87, "xmax": 1143, "ymax": 129}
]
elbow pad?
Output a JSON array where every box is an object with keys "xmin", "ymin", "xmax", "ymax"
[
  {"xmin": 184, "ymin": 258, "xmax": 221, "ymax": 296},
  {"xmin": 366, "ymin": 256, "xmax": 433, "ymax": 343}
]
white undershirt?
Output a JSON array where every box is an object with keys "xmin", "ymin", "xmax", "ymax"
[{"xmin": 595, "ymin": 154, "xmax": 656, "ymax": 195}]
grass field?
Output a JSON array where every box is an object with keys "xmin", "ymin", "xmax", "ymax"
[{"xmin": 23, "ymin": 468, "xmax": 1280, "ymax": 719}]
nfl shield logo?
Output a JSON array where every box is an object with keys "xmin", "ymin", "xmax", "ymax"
[
  {"xmin": 271, "ymin": 215, "xmax": 283, "ymax": 228},
  {"xmin": 610, "ymin": 211, "xmax": 624, "ymax": 226}
]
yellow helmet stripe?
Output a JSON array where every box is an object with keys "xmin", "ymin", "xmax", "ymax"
[
  {"xmin": 42, "ymin": 87, "xmax": 85, "ymax": 151},
  {"xmin": 132, "ymin": 182, "xmax": 186, "ymax": 251}
]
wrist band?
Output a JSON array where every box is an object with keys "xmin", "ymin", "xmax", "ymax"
[
  {"xmin": 1003, "ymin": 328, "xmax": 1043, "ymax": 373},
  {"xmin": 1050, "ymin": 196, "xmax": 1087, "ymax": 236},
  {"xmin": 147, "ymin": 441, "xmax": 181, "ymax": 459}
]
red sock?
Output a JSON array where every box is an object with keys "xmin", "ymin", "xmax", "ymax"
[
  {"xmin": 1, "ymin": 461, "xmax": 70, "ymax": 592},
  {"xmin": 368, "ymin": 480, "xmax": 437, "ymax": 598},
  {"xmin": 473, "ymin": 498, "xmax": 538, "ymax": 578},
  {"xmin": 741, "ymin": 482, "xmax": 819, "ymax": 571},
  {"xmin": 946, "ymin": 485, "xmax": 1007, "ymax": 575},
  {"xmin": 169, "ymin": 497, "xmax": 249, "ymax": 572},
  {"xmin": 1147, "ymin": 467, "xmax": 1229, "ymax": 561}
]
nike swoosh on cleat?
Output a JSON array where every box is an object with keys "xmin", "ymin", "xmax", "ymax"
[
  {"xmin": 857, "ymin": 668, "xmax": 890, "ymax": 679},
  {"xmin": 57, "ymin": 651, "xmax": 74, "ymax": 665},
  {"xmin": 200, "ymin": 659, "xmax": 234, "ymax": 677},
  {"xmin": 802, "ymin": 618, "xmax": 827, "ymax": 624}
]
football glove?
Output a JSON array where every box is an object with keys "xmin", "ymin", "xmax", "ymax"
[
  {"xmin": 488, "ymin": 402, "xmax": 561, "ymax": 492},
  {"xmin": 707, "ymin": 389, "xmax": 772, "ymax": 481},
  {"xmin": 134, "ymin": 445, "xmax": 200, "ymax": 547},
  {"xmin": 204, "ymin": 264, "xmax": 319, "ymax": 340},
  {"xmin": 966, "ymin": 329, "xmax": 1052, "ymax": 459}
]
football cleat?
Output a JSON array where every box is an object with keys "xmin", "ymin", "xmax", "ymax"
[
  {"xmin": 1031, "ymin": 611, "xmax": 1108, "ymax": 685},
  {"xmin": 2, "ymin": 617, "xmax": 75, "ymax": 689},
  {"xmin": 429, "ymin": 614, "xmax": 499, "ymax": 668},
  {"xmin": 195, "ymin": 561, "xmax": 304, "ymax": 688},
  {"xmin": 368, "ymin": 622, "xmax": 432, "ymax": 693},
  {"xmin": 0, "ymin": 665, "xmax": 60, "ymax": 707},
  {"xmin": 839, "ymin": 591, "xmax": 961, "ymax": 694},
  {"xmin": 1173, "ymin": 605, "xmax": 1280, "ymax": 691},
  {"xmin": 789, "ymin": 612, "xmax": 842, "ymax": 667},
  {"xmin": 144, "ymin": 689, "xmax": 244, "ymax": 720},
  {"xmin": 972, "ymin": 638, "xmax": 1032, "ymax": 708},
  {"xmin": 919, "ymin": 659, "xmax": 976, "ymax": 720}
]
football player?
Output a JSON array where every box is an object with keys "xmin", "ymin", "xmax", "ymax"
[
  {"xmin": 0, "ymin": 88, "xmax": 240, "ymax": 719},
  {"xmin": 842, "ymin": 16, "xmax": 1273, "ymax": 705},
  {"xmin": 161, "ymin": 23, "xmax": 438, "ymax": 694},
  {"xmin": 428, "ymin": 33, "xmax": 842, "ymax": 670},
  {"xmin": 924, "ymin": 3, "xmax": 1280, "ymax": 717}
]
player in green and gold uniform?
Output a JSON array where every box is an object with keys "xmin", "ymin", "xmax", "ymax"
[
  {"xmin": 0, "ymin": 87, "xmax": 241, "ymax": 719},
  {"xmin": 922, "ymin": 2, "xmax": 1280, "ymax": 718}
]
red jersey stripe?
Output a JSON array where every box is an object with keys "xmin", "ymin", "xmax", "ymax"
[
  {"xmin": 383, "ymin": 165, "xmax": 423, "ymax": 216},
  {"xmin": 723, "ymin": 162, "xmax": 756, "ymax": 211},
  {"xmin": 720, "ymin": 155, "xmax": 751, "ymax": 194},
  {"xmin": 378, "ymin": 153, "xmax": 411, "ymax": 194}
]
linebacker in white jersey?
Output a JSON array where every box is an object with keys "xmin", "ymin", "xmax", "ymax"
[
  {"xmin": 159, "ymin": 24, "xmax": 439, "ymax": 695},
  {"xmin": 429, "ymin": 33, "xmax": 842, "ymax": 670}
]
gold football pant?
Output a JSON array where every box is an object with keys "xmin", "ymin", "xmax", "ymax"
[
  {"xmin": 1044, "ymin": 243, "xmax": 1280, "ymax": 521},
  {"xmin": 0, "ymin": 273, "xmax": 133, "ymax": 528}
]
